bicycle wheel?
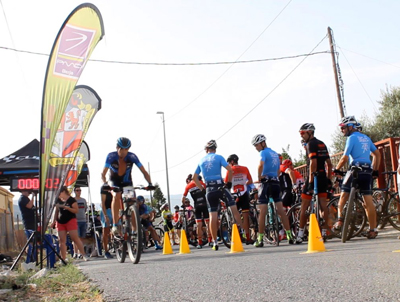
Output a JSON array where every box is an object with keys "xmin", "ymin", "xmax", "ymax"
[
  {"xmin": 327, "ymin": 197, "xmax": 341, "ymax": 239},
  {"xmin": 248, "ymin": 207, "xmax": 259, "ymax": 241},
  {"xmin": 220, "ymin": 211, "xmax": 233, "ymax": 249},
  {"xmin": 264, "ymin": 203, "xmax": 279, "ymax": 246},
  {"xmin": 342, "ymin": 189, "xmax": 356, "ymax": 243},
  {"xmin": 114, "ymin": 238, "xmax": 127, "ymax": 263},
  {"xmin": 386, "ymin": 196, "xmax": 400, "ymax": 231},
  {"xmin": 372, "ymin": 190, "xmax": 386, "ymax": 228},
  {"xmin": 286, "ymin": 202, "xmax": 303, "ymax": 239},
  {"xmin": 127, "ymin": 205, "xmax": 142, "ymax": 264}
]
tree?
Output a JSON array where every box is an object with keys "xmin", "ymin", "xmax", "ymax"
[
  {"xmin": 293, "ymin": 148, "xmax": 307, "ymax": 167},
  {"xmin": 151, "ymin": 183, "xmax": 165, "ymax": 216},
  {"xmin": 281, "ymin": 145, "xmax": 292, "ymax": 161}
]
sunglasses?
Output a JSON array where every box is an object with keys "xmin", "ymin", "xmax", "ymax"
[
  {"xmin": 340, "ymin": 126, "xmax": 347, "ymax": 130},
  {"xmin": 75, "ymin": 189, "xmax": 81, "ymax": 192},
  {"xmin": 299, "ymin": 131, "xmax": 307, "ymax": 135}
]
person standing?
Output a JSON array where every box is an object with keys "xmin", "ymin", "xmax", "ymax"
[
  {"xmin": 100, "ymin": 189, "xmax": 113, "ymax": 259},
  {"xmin": 18, "ymin": 190, "xmax": 35, "ymax": 263},
  {"xmin": 51, "ymin": 186, "xmax": 88, "ymax": 262},
  {"xmin": 73, "ymin": 186, "xmax": 87, "ymax": 258}
]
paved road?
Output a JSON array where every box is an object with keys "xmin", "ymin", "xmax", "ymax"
[{"xmin": 78, "ymin": 229, "xmax": 400, "ymax": 302}]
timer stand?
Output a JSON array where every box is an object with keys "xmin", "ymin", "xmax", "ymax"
[{"xmin": 10, "ymin": 193, "xmax": 65, "ymax": 270}]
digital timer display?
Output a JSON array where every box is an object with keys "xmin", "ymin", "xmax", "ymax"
[{"xmin": 10, "ymin": 177, "xmax": 61, "ymax": 192}]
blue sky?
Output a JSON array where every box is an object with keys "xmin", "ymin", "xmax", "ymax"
[{"xmin": 1, "ymin": 0, "xmax": 400, "ymax": 203}]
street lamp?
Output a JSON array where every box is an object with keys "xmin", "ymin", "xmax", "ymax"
[{"xmin": 156, "ymin": 111, "xmax": 171, "ymax": 209}]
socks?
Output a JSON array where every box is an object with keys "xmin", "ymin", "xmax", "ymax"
[
  {"xmin": 285, "ymin": 230, "xmax": 293, "ymax": 239},
  {"xmin": 298, "ymin": 228, "xmax": 304, "ymax": 238},
  {"xmin": 257, "ymin": 233, "xmax": 264, "ymax": 242}
]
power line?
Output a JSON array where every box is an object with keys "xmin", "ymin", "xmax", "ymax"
[
  {"xmin": 164, "ymin": 34, "xmax": 329, "ymax": 171},
  {"xmin": 338, "ymin": 46, "xmax": 400, "ymax": 69}
]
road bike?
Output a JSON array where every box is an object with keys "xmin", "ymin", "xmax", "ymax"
[{"xmin": 219, "ymin": 188, "xmax": 242, "ymax": 249}]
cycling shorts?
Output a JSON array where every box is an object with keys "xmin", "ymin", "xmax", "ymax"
[
  {"xmin": 301, "ymin": 173, "xmax": 328, "ymax": 201},
  {"xmin": 258, "ymin": 179, "xmax": 281, "ymax": 204},
  {"xmin": 236, "ymin": 191, "xmax": 250, "ymax": 212},
  {"xmin": 341, "ymin": 167, "xmax": 373, "ymax": 195},
  {"xmin": 206, "ymin": 181, "xmax": 235, "ymax": 212},
  {"xmin": 194, "ymin": 205, "xmax": 210, "ymax": 221},
  {"xmin": 109, "ymin": 180, "xmax": 133, "ymax": 193},
  {"xmin": 281, "ymin": 189, "xmax": 294, "ymax": 207},
  {"xmin": 164, "ymin": 221, "xmax": 174, "ymax": 232},
  {"xmin": 141, "ymin": 219, "xmax": 152, "ymax": 230}
]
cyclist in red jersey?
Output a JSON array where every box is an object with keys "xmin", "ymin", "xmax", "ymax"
[
  {"xmin": 224, "ymin": 154, "xmax": 255, "ymax": 245},
  {"xmin": 182, "ymin": 174, "xmax": 210, "ymax": 248}
]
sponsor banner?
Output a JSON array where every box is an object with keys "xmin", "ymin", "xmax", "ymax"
[
  {"xmin": 42, "ymin": 86, "xmax": 101, "ymax": 226},
  {"xmin": 40, "ymin": 4, "xmax": 103, "ymax": 228}
]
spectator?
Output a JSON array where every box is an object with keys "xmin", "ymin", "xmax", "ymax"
[
  {"xmin": 73, "ymin": 186, "xmax": 87, "ymax": 258},
  {"xmin": 18, "ymin": 190, "xmax": 35, "ymax": 263}
]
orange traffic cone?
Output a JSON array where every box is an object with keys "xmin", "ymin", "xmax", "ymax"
[
  {"xmin": 301, "ymin": 213, "xmax": 327, "ymax": 254},
  {"xmin": 179, "ymin": 230, "xmax": 191, "ymax": 254},
  {"xmin": 229, "ymin": 224, "xmax": 244, "ymax": 253},
  {"xmin": 163, "ymin": 231, "xmax": 173, "ymax": 255}
]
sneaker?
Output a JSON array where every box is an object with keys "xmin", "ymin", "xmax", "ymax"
[
  {"xmin": 295, "ymin": 236, "xmax": 303, "ymax": 244},
  {"xmin": 111, "ymin": 226, "xmax": 120, "ymax": 236},
  {"xmin": 287, "ymin": 235, "xmax": 294, "ymax": 245},
  {"xmin": 82, "ymin": 256, "xmax": 89, "ymax": 262},
  {"xmin": 209, "ymin": 242, "xmax": 213, "ymax": 247},
  {"xmin": 246, "ymin": 239, "xmax": 255, "ymax": 245},
  {"xmin": 254, "ymin": 240, "xmax": 264, "ymax": 247},
  {"xmin": 155, "ymin": 245, "xmax": 163, "ymax": 251},
  {"xmin": 212, "ymin": 244, "xmax": 219, "ymax": 251},
  {"xmin": 104, "ymin": 252, "xmax": 113, "ymax": 259},
  {"xmin": 366, "ymin": 229, "xmax": 378, "ymax": 239},
  {"xmin": 72, "ymin": 253, "xmax": 78, "ymax": 259},
  {"xmin": 333, "ymin": 220, "xmax": 343, "ymax": 230},
  {"xmin": 196, "ymin": 244, "xmax": 203, "ymax": 249}
]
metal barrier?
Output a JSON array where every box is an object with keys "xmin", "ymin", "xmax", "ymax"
[{"xmin": 294, "ymin": 137, "xmax": 400, "ymax": 192}]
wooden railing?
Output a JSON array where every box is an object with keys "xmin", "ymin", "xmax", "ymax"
[{"xmin": 295, "ymin": 137, "xmax": 400, "ymax": 192}]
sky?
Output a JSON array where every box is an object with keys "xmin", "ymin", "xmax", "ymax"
[{"xmin": 1, "ymin": 0, "xmax": 400, "ymax": 206}]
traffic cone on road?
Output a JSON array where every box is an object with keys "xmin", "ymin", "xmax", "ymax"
[
  {"xmin": 302, "ymin": 213, "xmax": 327, "ymax": 254},
  {"xmin": 229, "ymin": 224, "xmax": 244, "ymax": 253},
  {"xmin": 179, "ymin": 230, "xmax": 191, "ymax": 254},
  {"xmin": 163, "ymin": 231, "xmax": 173, "ymax": 255}
]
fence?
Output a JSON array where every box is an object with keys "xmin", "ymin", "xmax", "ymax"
[{"xmin": 295, "ymin": 137, "xmax": 400, "ymax": 192}]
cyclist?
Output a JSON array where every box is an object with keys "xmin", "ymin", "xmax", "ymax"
[
  {"xmin": 280, "ymin": 159, "xmax": 296, "ymax": 208},
  {"xmin": 333, "ymin": 116, "xmax": 381, "ymax": 239},
  {"xmin": 296, "ymin": 123, "xmax": 332, "ymax": 243},
  {"xmin": 182, "ymin": 174, "xmax": 210, "ymax": 249},
  {"xmin": 192, "ymin": 139, "xmax": 242, "ymax": 251},
  {"xmin": 101, "ymin": 137, "xmax": 153, "ymax": 236},
  {"xmin": 251, "ymin": 134, "xmax": 294, "ymax": 247},
  {"xmin": 137, "ymin": 196, "xmax": 162, "ymax": 250},
  {"xmin": 173, "ymin": 205, "xmax": 181, "ymax": 241},
  {"xmin": 161, "ymin": 203, "xmax": 178, "ymax": 245},
  {"xmin": 224, "ymin": 154, "xmax": 255, "ymax": 245}
]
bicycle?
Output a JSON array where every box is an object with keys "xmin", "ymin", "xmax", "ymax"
[
  {"xmin": 372, "ymin": 171, "xmax": 400, "ymax": 231},
  {"xmin": 106, "ymin": 184, "xmax": 155, "ymax": 264},
  {"xmin": 219, "ymin": 188, "xmax": 241, "ymax": 249},
  {"xmin": 263, "ymin": 195, "xmax": 280, "ymax": 246}
]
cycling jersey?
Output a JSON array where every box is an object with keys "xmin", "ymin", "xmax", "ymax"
[
  {"xmin": 224, "ymin": 165, "xmax": 254, "ymax": 196},
  {"xmin": 194, "ymin": 153, "xmax": 228, "ymax": 182},
  {"xmin": 183, "ymin": 180, "xmax": 207, "ymax": 207},
  {"xmin": 344, "ymin": 131, "xmax": 377, "ymax": 166},
  {"xmin": 259, "ymin": 148, "xmax": 280, "ymax": 178},
  {"xmin": 104, "ymin": 151, "xmax": 143, "ymax": 186},
  {"xmin": 306, "ymin": 137, "xmax": 330, "ymax": 172}
]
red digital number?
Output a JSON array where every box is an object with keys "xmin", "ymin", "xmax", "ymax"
[{"xmin": 18, "ymin": 178, "xmax": 39, "ymax": 190}]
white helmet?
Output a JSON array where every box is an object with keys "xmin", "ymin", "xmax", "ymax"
[
  {"xmin": 299, "ymin": 123, "xmax": 315, "ymax": 132},
  {"xmin": 339, "ymin": 116, "xmax": 357, "ymax": 126},
  {"xmin": 251, "ymin": 134, "xmax": 266, "ymax": 146},
  {"xmin": 160, "ymin": 203, "xmax": 169, "ymax": 210}
]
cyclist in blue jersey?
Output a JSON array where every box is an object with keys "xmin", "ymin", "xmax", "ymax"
[
  {"xmin": 251, "ymin": 134, "xmax": 294, "ymax": 247},
  {"xmin": 192, "ymin": 140, "xmax": 242, "ymax": 251},
  {"xmin": 333, "ymin": 116, "xmax": 381, "ymax": 239},
  {"xmin": 101, "ymin": 137, "xmax": 153, "ymax": 235}
]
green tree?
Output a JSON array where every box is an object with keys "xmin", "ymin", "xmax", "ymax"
[
  {"xmin": 281, "ymin": 145, "xmax": 292, "ymax": 161},
  {"xmin": 151, "ymin": 183, "xmax": 165, "ymax": 216},
  {"xmin": 293, "ymin": 148, "xmax": 307, "ymax": 167}
]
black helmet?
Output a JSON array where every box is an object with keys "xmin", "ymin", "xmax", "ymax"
[
  {"xmin": 117, "ymin": 137, "xmax": 131, "ymax": 149},
  {"xmin": 299, "ymin": 123, "xmax": 315, "ymax": 132},
  {"xmin": 186, "ymin": 174, "xmax": 193, "ymax": 183},
  {"xmin": 251, "ymin": 134, "xmax": 266, "ymax": 146},
  {"xmin": 227, "ymin": 154, "xmax": 239, "ymax": 163},
  {"xmin": 205, "ymin": 140, "xmax": 217, "ymax": 150}
]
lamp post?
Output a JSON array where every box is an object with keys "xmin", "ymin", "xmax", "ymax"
[{"xmin": 156, "ymin": 111, "xmax": 171, "ymax": 209}]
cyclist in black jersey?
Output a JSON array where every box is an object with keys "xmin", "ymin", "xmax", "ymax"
[
  {"xmin": 101, "ymin": 137, "xmax": 153, "ymax": 235},
  {"xmin": 296, "ymin": 123, "xmax": 332, "ymax": 243}
]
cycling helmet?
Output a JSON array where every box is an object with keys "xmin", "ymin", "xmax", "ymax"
[
  {"xmin": 282, "ymin": 159, "xmax": 293, "ymax": 167},
  {"xmin": 251, "ymin": 134, "xmax": 266, "ymax": 146},
  {"xmin": 339, "ymin": 116, "xmax": 357, "ymax": 127},
  {"xmin": 160, "ymin": 203, "xmax": 169, "ymax": 210},
  {"xmin": 204, "ymin": 139, "xmax": 217, "ymax": 150},
  {"xmin": 227, "ymin": 154, "xmax": 239, "ymax": 163},
  {"xmin": 198, "ymin": 175, "xmax": 203, "ymax": 181},
  {"xmin": 355, "ymin": 122, "xmax": 363, "ymax": 131},
  {"xmin": 116, "ymin": 137, "xmax": 131, "ymax": 149},
  {"xmin": 299, "ymin": 123, "xmax": 315, "ymax": 132},
  {"xmin": 137, "ymin": 195, "xmax": 145, "ymax": 203},
  {"xmin": 174, "ymin": 205, "xmax": 179, "ymax": 210}
]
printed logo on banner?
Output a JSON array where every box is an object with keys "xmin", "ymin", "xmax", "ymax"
[{"xmin": 53, "ymin": 24, "xmax": 96, "ymax": 79}]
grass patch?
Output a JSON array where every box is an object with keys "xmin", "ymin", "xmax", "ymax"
[{"xmin": 0, "ymin": 263, "xmax": 103, "ymax": 302}]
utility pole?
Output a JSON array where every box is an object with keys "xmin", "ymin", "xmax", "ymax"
[{"xmin": 328, "ymin": 26, "xmax": 346, "ymax": 118}]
